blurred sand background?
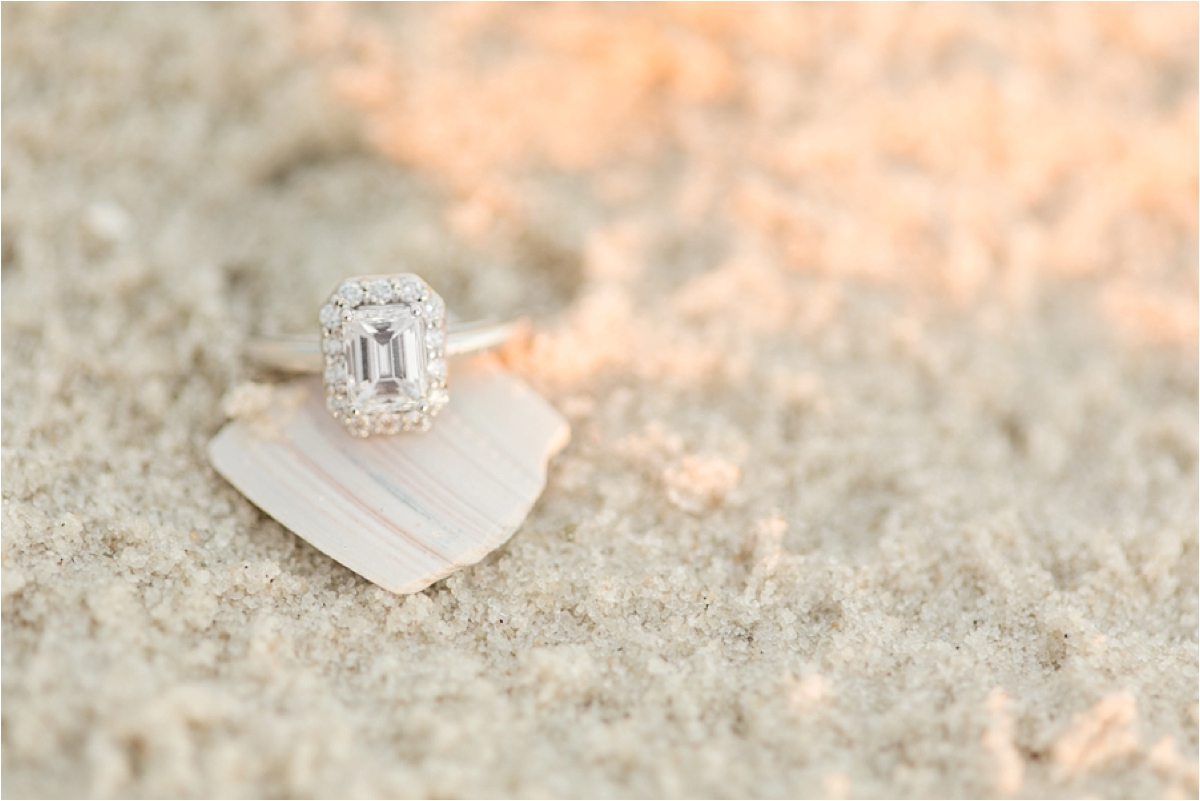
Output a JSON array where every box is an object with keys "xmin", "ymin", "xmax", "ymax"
[{"xmin": 2, "ymin": 4, "xmax": 1197, "ymax": 798}]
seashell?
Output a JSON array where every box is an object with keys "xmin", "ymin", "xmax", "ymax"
[{"xmin": 208, "ymin": 356, "xmax": 569, "ymax": 594}]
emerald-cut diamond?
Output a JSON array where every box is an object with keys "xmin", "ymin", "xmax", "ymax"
[
  {"xmin": 321, "ymin": 273, "xmax": 448, "ymax": 437},
  {"xmin": 344, "ymin": 305, "xmax": 427, "ymax": 413}
]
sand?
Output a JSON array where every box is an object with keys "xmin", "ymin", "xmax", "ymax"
[{"xmin": 2, "ymin": 4, "xmax": 1196, "ymax": 798}]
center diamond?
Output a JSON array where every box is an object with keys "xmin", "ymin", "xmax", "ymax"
[{"xmin": 342, "ymin": 304, "xmax": 427, "ymax": 413}]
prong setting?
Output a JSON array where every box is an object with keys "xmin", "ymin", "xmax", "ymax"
[{"xmin": 321, "ymin": 274, "xmax": 449, "ymax": 437}]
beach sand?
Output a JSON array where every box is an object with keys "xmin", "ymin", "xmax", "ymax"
[{"xmin": 3, "ymin": 5, "xmax": 1196, "ymax": 797}]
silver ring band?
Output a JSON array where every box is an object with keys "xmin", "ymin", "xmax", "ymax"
[{"xmin": 248, "ymin": 318, "xmax": 527, "ymax": 374}]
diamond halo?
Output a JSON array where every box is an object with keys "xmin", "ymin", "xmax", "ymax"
[{"xmin": 320, "ymin": 274, "xmax": 450, "ymax": 437}]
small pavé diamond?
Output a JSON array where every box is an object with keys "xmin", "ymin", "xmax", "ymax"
[
  {"xmin": 324, "ymin": 361, "xmax": 347, "ymax": 384},
  {"xmin": 323, "ymin": 337, "xmax": 344, "ymax": 356},
  {"xmin": 339, "ymin": 281, "xmax": 365, "ymax": 306},
  {"xmin": 396, "ymin": 275, "xmax": 425, "ymax": 303},
  {"xmin": 365, "ymin": 278, "xmax": 393, "ymax": 304},
  {"xmin": 422, "ymin": 294, "xmax": 445, "ymax": 320},
  {"xmin": 319, "ymin": 303, "xmax": 340, "ymax": 328},
  {"xmin": 427, "ymin": 359, "xmax": 447, "ymax": 381}
]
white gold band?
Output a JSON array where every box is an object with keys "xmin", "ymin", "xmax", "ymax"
[{"xmin": 248, "ymin": 318, "xmax": 527, "ymax": 374}]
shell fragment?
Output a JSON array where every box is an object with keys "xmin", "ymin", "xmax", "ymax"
[{"xmin": 208, "ymin": 356, "xmax": 569, "ymax": 594}]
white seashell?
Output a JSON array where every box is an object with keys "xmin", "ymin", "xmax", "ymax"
[{"xmin": 208, "ymin": 356, "xmax": 569, "ymax": 594}]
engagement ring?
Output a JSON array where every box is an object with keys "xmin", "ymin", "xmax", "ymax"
[{"xmin": 247, "ymin": 274, "xmax": 524, "ymax": 437}]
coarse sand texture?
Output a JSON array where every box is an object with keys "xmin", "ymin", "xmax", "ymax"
[{"xmin": 2, "ymin": 5, "xmax": 1197, "ymax": 798}]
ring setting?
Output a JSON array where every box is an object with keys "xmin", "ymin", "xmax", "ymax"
[
  {"xmin": 246, "ymin": 273, "xmax": 526, "ymax": 438},
  {"xmin": 320, "ymin": 274, "xmax": 449, "ymax": 437}
]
